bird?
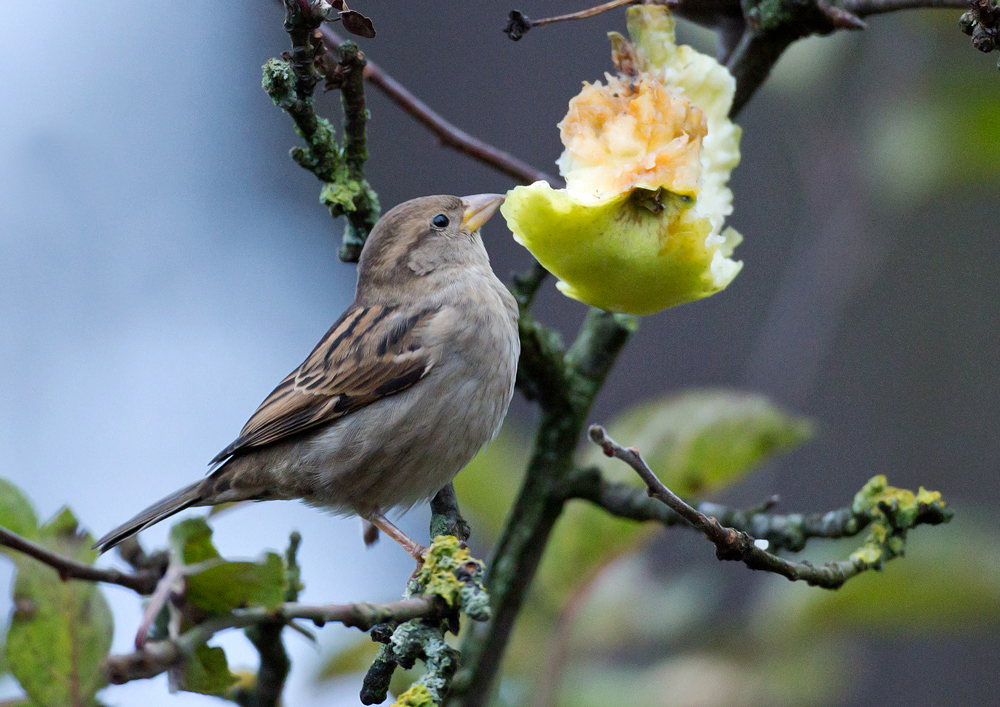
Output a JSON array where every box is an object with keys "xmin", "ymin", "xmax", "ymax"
[{"xmin": 94, "ymin": 194, "xmax": 519, "ymax": 561}]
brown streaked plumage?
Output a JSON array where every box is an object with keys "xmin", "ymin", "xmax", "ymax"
[{"xmin": 94, "ymin": 194, "xmax": 519, "ymax": 559}]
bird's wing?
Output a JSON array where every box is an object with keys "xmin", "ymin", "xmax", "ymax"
[{"xmin": 210, "ymin": 302, "xmax": 441, "ymax": 464}]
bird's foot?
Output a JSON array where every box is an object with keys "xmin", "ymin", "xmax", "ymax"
[{"xmin": 362, "ymin": 512, "xmax": 428, "ymax": 563}]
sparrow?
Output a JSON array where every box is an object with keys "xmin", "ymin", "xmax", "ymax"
[{"xmin": 94, "ymin": 194, "xmax": 519, "ymax": 560}]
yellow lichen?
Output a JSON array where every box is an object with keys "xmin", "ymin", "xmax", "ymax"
[
  {"xmin": 414, "ymin": 535, "xmax": 473, "ymax": 607},
  {"xmin": 391, "ymin": 683, "xmax": 434, "ymax": 707}
]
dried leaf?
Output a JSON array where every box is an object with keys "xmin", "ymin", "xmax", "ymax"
[{"xmin": 340, "ymin": 10, "xmax": 376, "ymax": 39}]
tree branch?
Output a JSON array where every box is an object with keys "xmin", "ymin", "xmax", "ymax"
[
  {"xmin": 229, "ymin": 532, "xmax": 304, "ymax": 707},
  {"xmin": 450, "ymin": 310, "xmax": 635, "ymax": 707},
  {"xmin": 566, "ymin": 467, "xmax": 882, "ymax": 553},
  {"xmin": 105, "ymin": 597, "xmax": 446, "ymax": 686},
  {"xmin": 331, "ymin": 42, "xmax": 380, "ymax": 262},
  {"xmin": 587, "ymin": 425, "xmax": 951, "ymax": 589},
  {"xmin": 0, "ymin": 526, "xmax": 160, "ymax": 595},
  {"xmin": 504, "ymin": 0, "xmax": 640, "ymax": 40},
  {"xmin": 318, "ymin": 26, "xmax": 561, "ymax": 187},
  {"xmin": 263, "ymin": 1, "xmax": 380, "ymax": 261},
  {"xmin": 726, "ymin": 0, "xmax": 975, "ymax": 116},
  {"xmin": 843, "ymin": 0, "xmax": 971, "ymax": 16},
  {"xmin": 430, "ymin": 483, "xmax": 471, "ymax": 542}
]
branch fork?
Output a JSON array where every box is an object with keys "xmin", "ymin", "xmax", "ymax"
[{"xmin": 586, "ymin": 424, "xmax": 951, "ymax": 589}]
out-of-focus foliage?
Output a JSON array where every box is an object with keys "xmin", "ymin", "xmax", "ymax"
[
  {"xmin": 0, "ymin": 482, "xmax": 113, "ymax": 707},
  {"xmin": 582, "ymin": 389, "xmax": 814, "ymax": 496},
  {"xmin": 178, "ymin": 644, "xmax": 239, "ymax": 697},
  {"xmin": 317, "ymin": 636, "xmax": 382, "ymax": 681},
  {"xmin": 557, "ymin": 642, "xmax": 848, "ymax": 707},
  {"xmin": 569, "ymin": 556, "xmax": 721, "ymax": 653},
  {"xmin": 868, "ymin": 73, "xmax": 1000, "ymax": 205},
  {"xmin": 753, "ymin": 515, "xmax": 1000, "ymax": 639},
  {"xmin": 451, "ymin": 426, "xmax": 531, "ymax": 540},
  {"xmin": 0, "ymin": 479, "xmax": 40, "ymax": 542}
]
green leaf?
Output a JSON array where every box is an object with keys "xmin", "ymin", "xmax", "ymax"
[
  {"xmin": 752, "ymin": 513, "xmax": 1000, "ymax": 639},
  {"xmin": 169, "ymin": 517, "xmax": 221, "ymax": 565},
  {"xmin": 184, "ymin": 553, "xmax": 286, "ymax": 614},
  {"xmin": 5, "ymin": 509, "xmax": 113, "ymax": 707},
  {"xmin": 0, "ymin": 478, "xmax": 39, "ymax": 541},
  {"xmin": 584, "ymin": 389, "xmax": 813, "ymax": 497},
  {"xmin": 867, "ymin": 70, "xmax": 1000, "ymax": 206},
  {"xmin": 177, "ymin": 644, "xmax": 239, "ymax": 696}
]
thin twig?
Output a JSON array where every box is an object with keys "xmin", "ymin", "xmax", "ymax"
[
  {"xmin": 0, "ymin": 526, "xmax": 160, "ymax": 594},
  {"xmin": 106, "ymin": 597, "xmax": 446, "ymax": 685},
  {"xmin": 843, "ymin": 0, "xmax": 971, "ymax": 16},
  {"xmin": 567, "ymin": 468, "xmax": 871, "ymax": 552},
  {"xmin": 726, "ymin": 0, "xmax": 975, "ymax": 116},
  {"xmin": 532, "ymin": 0, "xmax": 640, "ymax": 27},
  {"xmin": 135, "ymin": 562, "xmax": 185, "ymax": 649},
  {"xmin": 587, "ymin": 425, "xmax": 950, "ymax": 589},
  {"xmin": 318, "ymin": 26, "xmax": 560, "ymax": 187}
]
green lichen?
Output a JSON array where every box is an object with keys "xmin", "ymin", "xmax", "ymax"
[
  {"xmin": 848, "ymin": 475, "xmax": 949, "ymax": 566},
  {"xmin": 748, "ymin": 0, "xmax": 794, "ymax": 32},
  {"xmin": 851, "ymin": 475, "xmax": 945, "ymax": 523},
  {"xmin": 321, "ymin": 179, "xmax": 364, "ymax": 213},
  {"xmin": 361, "ymin": 538, "xmax": 489, "ymax": 705},
  {"xmin": 419, "ymin": 634, "xmax": 459, "ymax": 699},
  {"xmin": 412, "ymin": 536, "xmax": 477, "ymax": 608},
  {"xmin": 391, "ymin": 683, "xmax": 435, "ymax": 707},
  {"xmin": 261, "ymin": 58, "xmax": 298, "ymax": 111}
]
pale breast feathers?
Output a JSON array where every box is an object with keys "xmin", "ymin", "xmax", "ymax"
[{"xmin": 210, "ymin": 304, "xmax": 442, "ymax": 464}]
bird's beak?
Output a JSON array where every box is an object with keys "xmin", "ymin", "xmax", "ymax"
[{"xmin": 461, "ymin": 193, "xmax": 505, "ymax": 233}]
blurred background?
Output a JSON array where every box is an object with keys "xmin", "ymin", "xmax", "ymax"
[{"xmin": 1, "ymin": 1, "xmax": 998, "ymax": 705}]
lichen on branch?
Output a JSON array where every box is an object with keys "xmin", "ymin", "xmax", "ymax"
[
  {"xmin": 262, "ymin": 0, "xmax": 380, "ymax": 262},
  {"xmin": 360, "ymin": 535, "xmax": 490, "ymax": 707},
  {"xmin": 587, "ymin": 425, "xmax": 952, "ymax": 590}
]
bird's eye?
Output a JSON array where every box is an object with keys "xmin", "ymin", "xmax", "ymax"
[
  {"xmin": 680, "ymin": 195, "xmax": 694, "ymax": 205},
  {"xmin": 431, "ymin": 214, "xmax": 449, "ymax": 228}
]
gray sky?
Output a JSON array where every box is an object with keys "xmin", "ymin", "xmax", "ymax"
[{"xmin": 0, "ymin": 2, "xmax": 409, "ymax": 704}]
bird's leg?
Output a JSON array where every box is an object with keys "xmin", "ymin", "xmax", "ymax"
[{"xmin": 362, "ymin": 513, "xmax": 428, "ymax": 562}]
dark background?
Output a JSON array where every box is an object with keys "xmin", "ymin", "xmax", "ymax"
[{"xmin": 1, "ymin": 2, "xmax": 997, "ymax": 705}]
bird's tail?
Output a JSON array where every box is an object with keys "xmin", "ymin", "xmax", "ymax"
[{"xmin": 93, "ymin": 479, "xmax": 207, "ymax": 554}]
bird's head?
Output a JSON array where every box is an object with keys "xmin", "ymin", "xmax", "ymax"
[{"xmin": 357, "ymin": 194, "xmax": 505, "ymax": 294}]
